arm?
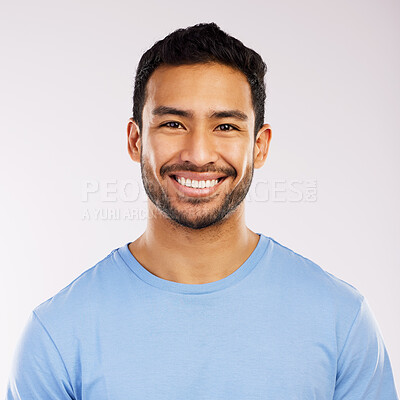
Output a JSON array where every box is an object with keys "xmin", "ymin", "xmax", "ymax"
[
  {"xmin": 334, "ymin": 297, "xmax": 399, "ymax": 399},
  {"xmin": 6, "ymin": 311, "xmax": 76, "ymax": 400}
]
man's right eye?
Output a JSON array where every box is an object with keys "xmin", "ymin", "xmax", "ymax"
[{"xmin": 161, "ymin": 121, "xmax": 182, "ymax": 129}]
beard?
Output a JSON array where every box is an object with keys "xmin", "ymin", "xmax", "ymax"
[{"xmin": 140, "ymin": 153, "xmax": 254, "ymax": 230}]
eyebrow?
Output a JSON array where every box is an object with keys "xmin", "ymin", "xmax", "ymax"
[{"xmin": 152, "ymin": 106, "xmax": 248, "ymax": 122}]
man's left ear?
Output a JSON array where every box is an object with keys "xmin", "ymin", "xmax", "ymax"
[{"xmin": 253, "ymin": 124, "xmax": 272, "ymax": 169}]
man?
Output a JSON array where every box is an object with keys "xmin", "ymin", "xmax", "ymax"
[{"xmin": 7, "ymin": 22, "xmax": 398, "ymax": 399}]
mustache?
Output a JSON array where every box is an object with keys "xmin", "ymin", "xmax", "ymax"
[{"xmin": 160, "ymin": 163, "xmax": 237, "ymax": 179}]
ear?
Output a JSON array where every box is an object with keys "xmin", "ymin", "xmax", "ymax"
[
  {"xmin": 127, "ymin": 118, "xmax": 141, "ymax": 163},
  {"xmin": 253, "ymin": 123, "xmax": 272, "ymax": 169}
]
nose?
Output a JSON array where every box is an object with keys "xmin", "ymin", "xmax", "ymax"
[{"xmin": 179, "ymin": 128, "xmax": 219, "ymax": 167}]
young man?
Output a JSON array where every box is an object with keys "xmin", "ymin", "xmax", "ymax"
[{"xmin": 7, "ymin": 23, "xmax": 398, "ymax": 399}]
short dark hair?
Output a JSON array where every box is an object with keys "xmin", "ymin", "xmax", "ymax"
[{"xmin": 132, "ymin": 22, "xmax": 267, "ymax": 138}]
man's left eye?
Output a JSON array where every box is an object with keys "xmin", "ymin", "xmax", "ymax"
[{"xmin": 217, "ymin": 124, "xmax": 236, "ymax": 131}]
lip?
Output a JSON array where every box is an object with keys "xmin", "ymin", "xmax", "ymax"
[
  {"xmin": 168, "ymin": 175, "xmax": 227, "ymax": 198},
  {"xmin": 169, "ymin": 171, "xmax": 227, "ymax": 181}
]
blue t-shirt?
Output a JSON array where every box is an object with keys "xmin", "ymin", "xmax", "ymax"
[{"xmin": 6, "ymin": 234, "xmax": 399, "ymax": 399}]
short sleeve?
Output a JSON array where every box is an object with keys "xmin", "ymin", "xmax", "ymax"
[
  {"xmin": 334, "ymin": 297, "xmax": 399, "ymax": 399},
  {"xmin": 6, "ymin": 311, "xmax": 76, "ymax": 400}
]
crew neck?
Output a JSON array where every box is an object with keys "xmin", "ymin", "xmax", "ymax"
[{"xmin": 116, "ymin": 233, "xmax": 270, "ymax": 295}]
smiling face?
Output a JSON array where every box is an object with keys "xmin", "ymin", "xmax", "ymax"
[{"xmin": 128, "ymin": 62, "xmax": 270, "ymax": 230}]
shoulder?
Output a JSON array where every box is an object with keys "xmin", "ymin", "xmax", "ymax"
[
  {"xmin": 262, "ymin": 234, "xmax": 364, "ymax": 315},
  {"xmin": 32, "ymin": 246, "xmax": 124, "ymax": 326}
]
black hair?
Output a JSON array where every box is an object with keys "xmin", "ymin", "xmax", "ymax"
[{"xmin": 132, "ymin": 22, "xmax": 267, "ymax": 138}]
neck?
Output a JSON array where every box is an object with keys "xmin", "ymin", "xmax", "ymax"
[{"xmin": 129, "ymin": 202, "xmax": 259, "ymax": 284}]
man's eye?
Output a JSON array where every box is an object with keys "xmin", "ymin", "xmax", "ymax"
[
  {"xmin": 161, "ymin": 121, "xmax": 183, "ymax": 129},
  {"xmin": 216, "ymin": 124, "xmax": 237, "ymax": 131}
]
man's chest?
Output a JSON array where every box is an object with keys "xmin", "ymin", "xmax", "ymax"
[{"xmin": 71, "ymin": 304, "xmax": 337, "ymax": 399}]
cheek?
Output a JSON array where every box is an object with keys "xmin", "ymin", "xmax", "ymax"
[
  {"xmin": 222, "ymin": 142, "xmax": 253, "ymax": 175},
  {"xmin": 144, "ymin": 137, "xmax": 177, "ymax": 172}
]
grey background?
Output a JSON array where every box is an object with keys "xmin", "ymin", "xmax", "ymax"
[{"xmin": 1, "ymin": 0, "xmax": 399, "ymax": 393}]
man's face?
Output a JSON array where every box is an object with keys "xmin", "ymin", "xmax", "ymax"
[{"xmin": 137, "ymin": 62, "xmax": 258, "ymax": 230}]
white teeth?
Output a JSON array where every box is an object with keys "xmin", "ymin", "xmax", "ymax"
[{"xmin": 175, "ymin": 176, "xmax": 222, "ymax": 189}]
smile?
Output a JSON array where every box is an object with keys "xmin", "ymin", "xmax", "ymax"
[
  {"xmin": 169, "ymin": 174, "xmax": 227, "ymax": 198},
  {"xmin": 174, "ymin": 175, "xmax": 222, "ymax": 189}
]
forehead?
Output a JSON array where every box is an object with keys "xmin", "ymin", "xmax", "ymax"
[{"xmin": 143, "ymin": 63, "xmax": 254, "ymax": 119}]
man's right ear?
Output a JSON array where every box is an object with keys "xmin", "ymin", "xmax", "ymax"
[{"xmin": 127, "ymin": 118, "xmax": 141, "ymax": 163}]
